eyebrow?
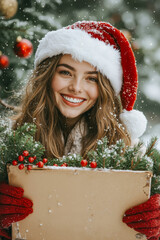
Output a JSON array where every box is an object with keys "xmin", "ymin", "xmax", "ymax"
[{"xmin": 57, "ymin": 64, "xmax": 98, "ymax": 74}]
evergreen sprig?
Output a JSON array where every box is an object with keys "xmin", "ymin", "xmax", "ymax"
[
  {"xmin": 47, "ymin": 153, "xmax": 83, "ymax": 167},
  {"xmin": 87, "ymin": 137, "xmax": 154, "ymax": 172},
  {"xmin": 0, "ymin": 122, "xmax": 160, "ymax": 195},
  {"xmin": 144, "ymin": 137, "xmax": 160, "ymax": 195},
  {"xmin": 0, "ymin": 120, "xmax": 45, "ymax": 181}
]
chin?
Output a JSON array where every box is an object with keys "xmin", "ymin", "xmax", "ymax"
[
  {"xmin": 61, "ymin": 110, "xmax": 82, "ymax": 119},
  {"xmin": 64, "ymin": 114, "xmax": 80, "ymax": 119}
]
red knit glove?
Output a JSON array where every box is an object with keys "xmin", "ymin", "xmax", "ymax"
[
  {"xmin": 0, "ymin": 183, "xmax": 33, "ymax": 240},
  {"xmin": 0, "ymin": 229, "xmax": 11, "ymax": 240},
  {"xmin": 123, "ymin": 194, "xmax": 160, "ymax": 240}
]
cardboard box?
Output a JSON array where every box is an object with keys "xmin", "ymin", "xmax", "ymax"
[{"xmin": 7, "ymin": 165, "xmax": 152, "ymax": 240}]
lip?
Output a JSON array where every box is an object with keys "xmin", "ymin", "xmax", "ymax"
[
  {"xmin": 61, "ymin": 94, "xmax": 86, "ymax": 100},
  {"xmin": 61, "ymin": 94, "xmax": 86, "ymax": 107}
]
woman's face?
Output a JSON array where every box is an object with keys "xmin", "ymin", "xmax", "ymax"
[{"xmin": 51, "ymin": 54, "xmax": 99, "ymax": 119}]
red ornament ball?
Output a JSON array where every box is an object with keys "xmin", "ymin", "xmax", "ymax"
[
  {"xmin": 22, "ymin": 150, "xmax": 29, "ymax": 157},
  {"xmin": 18, "ymin": 155, "xmax": 24, "ymax": 162},
  {"xmin": 81, "ymin": 159, "xmax": 88, "ymax": 167},
  {"xmin": 33, "ymin": 156, "xmax": 37, "ymax": 160},
  {"xmin": 38, "ymin": 161, "xmax": 44, "ymax": 168},
  {"xmin": 0, "ymin": 54, "xmax": 9, "ymax": 69},
  {"xmin": 14, "ymin": 37, "xmax": 33, "ymax": 58},
  {"xmin": 53, "ymin": 164, "xmax": 58, "ymax": 166},
  {"xmin": 18, "ymin": 164, "xmax": 24, "ymax": 170},
  {"xmin": 90, "ymin": 161, "xmax": 97, "ymax": 168},
  {"xmin": 27, "ymin": 165, "xmax": 32, "ymax": 170},
  {"xmin": 28, "ymin": 157, "xmax": 34, "ymax": 163},
  {"xmin": 42, "ymin": 158, "xmax": 48, "ymax": 164},
  {"xmin": 12, "ymin": 160, "xmax": 18, "ymax": 166}
]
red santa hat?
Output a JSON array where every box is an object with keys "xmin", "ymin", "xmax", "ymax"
[{"xmin": 34, "ymin": 21, "xmax": 147, "ymax": 141}]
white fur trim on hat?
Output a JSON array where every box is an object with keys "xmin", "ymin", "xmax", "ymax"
[
  {"xmin": 120, "ymin": 109, "xmax": 147, "ymax": 140},
  {"xmin": 34, "ymin": 28, "xmax": 123, "ymax": 95}
]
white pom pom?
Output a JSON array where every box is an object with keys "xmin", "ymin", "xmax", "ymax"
[{"xmin": 120, "ymin": 109, "xmax": 147, "ymax": 140}]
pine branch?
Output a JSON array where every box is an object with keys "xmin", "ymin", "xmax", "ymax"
[
  {"xmin": 145, "ymin": 137, "xmax": 158, "ymax": 156},
  {"xmin": 0, "ymin": 98, "xmax": 20, "ymax": 111},
  {"xmin": 0, "ymin": 19, "xmax": 29, "ymax": 30},
  {"xmin": 0, "ymin": 27, "xmax": 27, "ymax": 32}
]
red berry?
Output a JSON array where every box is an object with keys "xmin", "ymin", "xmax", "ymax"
[
  {"xmin": 53, "ymin": 164, "xmax": 58, "ymax": 166},
  {"xmin": 61, "ymin": 162, "xmax": 68, "ymax": 167},
  {"xmin": 81, "ymin": 159, "xmax": 88, "ymax": 167},
  {"xmin": 22, "ymin": 150, "xmax": 29, "ymax": 157},
  {"xmin": 18, "ymin": 155, "xmax": 24, "ymax": 162},
  {"xmin": 38, "ymin": 161, "xmax": 44, "ymax": 168},
  {"xmin": 28, "ymin": 157, "xmax": 34, "ymax": 163},
  {"xmin": 42, "ymin": 158, "xmax": 48, "ymax": 164},
  {"xmin": 33, "ymin": 156, "xmax": 37, "ymax": 160},
  {"xmin": 90, "ymin": 161, "xmax": 97, "ymax": 168},
  {"xmin": 0, "ymin": 54, "xmax": 9, "ymax": 69},
  {"xmin": 14, "ymin": 38, "xmax": 33, "ymax": 58},
  {"xmin": 18, "ymin": 164, "xmax": 24, "ymax": 170},
  {"xmin": 27, "ymin": 165, "xmax": 32, "ymax": 170},
  {"xmin": 12, "ymin": 160, "xmax": 18, "ymax": 166}
]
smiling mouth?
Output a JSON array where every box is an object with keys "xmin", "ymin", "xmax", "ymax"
[
  {"xmin": 60, "ymin": 94, "xmax": 86, "ymax": 107},
  {"xmin": 61, "ymin": 94, "xmax": 86, "ymax": 103}
]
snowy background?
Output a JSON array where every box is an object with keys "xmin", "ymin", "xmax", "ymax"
[{"xmin": 0, "ymin": 0, "xmax": 160, "ymax": 148}]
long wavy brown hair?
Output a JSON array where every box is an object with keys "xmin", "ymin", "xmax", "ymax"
[{"xmin": 13, "ymin": 54, "xmax": 131, "ymax": 159}]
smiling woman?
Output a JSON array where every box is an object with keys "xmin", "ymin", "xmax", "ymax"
[
  {"xmin": 13, "ymin": 52, "xmax": 131, "ymax": 158},
  {"xmin": 12, "ymin": 21, "xmax": 148, "ymax": 159}
]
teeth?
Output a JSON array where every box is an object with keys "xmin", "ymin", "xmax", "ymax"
[{"xmin": 62, "ymin": 95, "xmax": 84, "ymax": 103}]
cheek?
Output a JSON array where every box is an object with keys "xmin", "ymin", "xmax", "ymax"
[
  {"xmin": 88, "ymin": 85, "xmax": 99, "ymax": 101},
  {"xmin": 51, "ymin": 76, "xmax": 65, "ymax": 92},
  {"xmin": 51, "ymin": 81, "xmax": 58, "ymax": 93}
]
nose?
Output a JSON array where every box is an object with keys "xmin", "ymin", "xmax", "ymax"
[{"xmin": 68, "ymin": 77, "xmax": 82, "ymax": 93}]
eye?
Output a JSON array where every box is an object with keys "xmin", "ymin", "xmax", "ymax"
[
  {"xmin": 87, "ymin": 77, "xmax": 98, "ymax": 82},
  {"xmin": 59, "ymin": 70, "xmax": 71, "ymax": 76}
]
